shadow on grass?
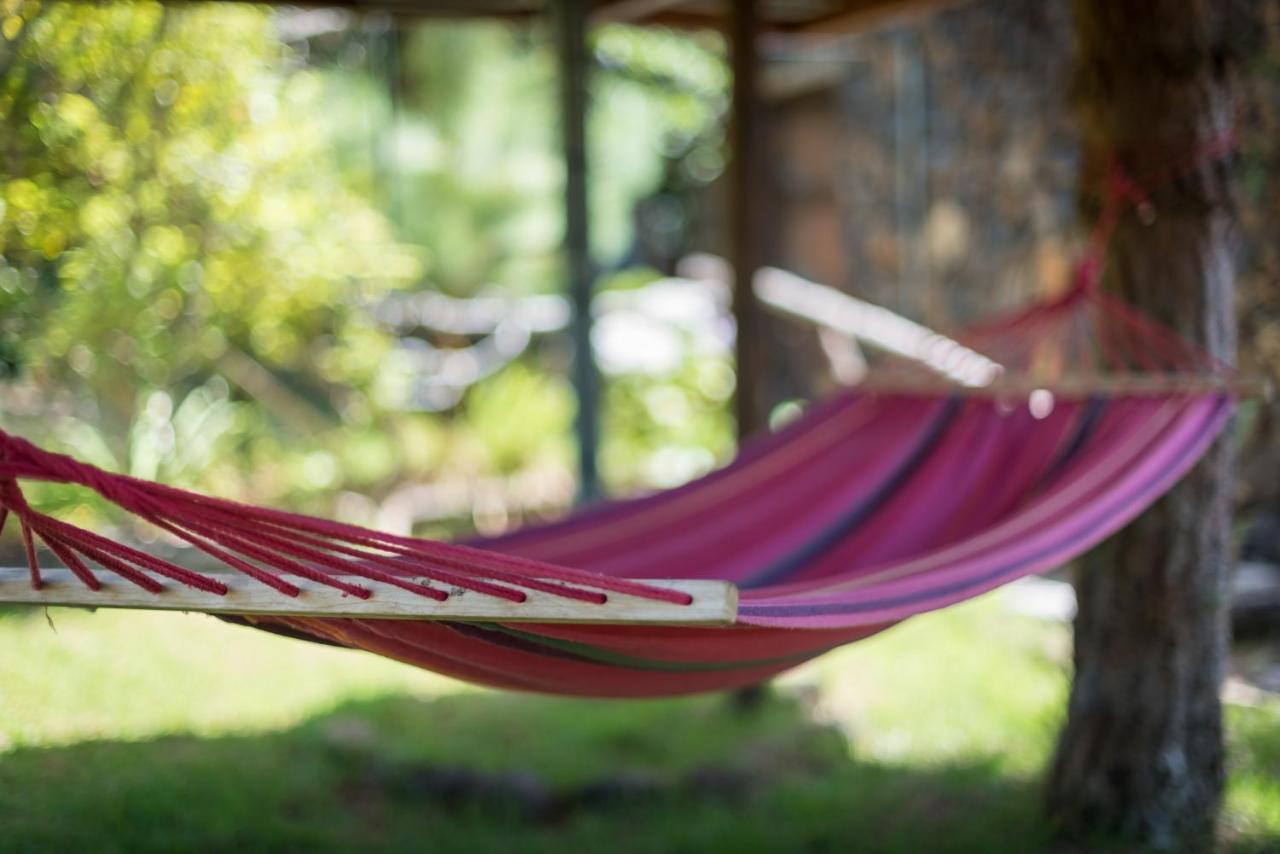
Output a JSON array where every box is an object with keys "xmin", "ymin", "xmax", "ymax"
[
  {"xmin": 0, "ymin": 688, "xmax": 1064, "ymax": 854},
  {"xmin": 3, "ymin": 688, "xmax": 1277, "ymax": 853},
  {"xmin": 1, "ymin": 601, "xmax": 1276, "ymax": 853}
]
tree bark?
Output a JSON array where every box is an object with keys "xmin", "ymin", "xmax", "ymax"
[{"xmin": 1047, "ymin": 2, "xmax": 1240, "ymax": 848}]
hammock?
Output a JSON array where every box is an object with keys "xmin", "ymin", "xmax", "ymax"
[
  {"xmin": 0, "ymin": 138, "xmax": 1246, "ymax": 697},
  {"xmin": 0, "ymin": 273, "xmax": 1239, "ymax": 697}
]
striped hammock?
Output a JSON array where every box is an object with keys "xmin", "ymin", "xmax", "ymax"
[{"xmin": 0, "ymin": 273, "xmax": 1238, "ymax": 697}]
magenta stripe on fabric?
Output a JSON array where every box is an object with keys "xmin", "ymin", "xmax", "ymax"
[
  {"xmin": 739, "ymin": 396, "xmax": 964, "ymax": 587},
  {"xmin": 592, "ymin": 396, "xmax": 953, "ymax": 581},
  {"xmin": 742, "ymin": 394, "xmax": 1167, "ymax": 603},
  {"xmin": 738, "ymin": 394, "xmax": 1230, "ymax": 626},
  {"xmin": 477, "ymin": 389, "xmax": 867, "ymax": 559},
  {"xmin": 497, "ymin": 394, "xmax": 918, "ymax": 575},
  {"xmin": 771, "ymin": 397, "xmax": 1096, "ymax": 587}
]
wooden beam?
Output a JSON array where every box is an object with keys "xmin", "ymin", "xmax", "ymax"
[
  {"xmin": 589, "ymin": 0, "xmax": 689, "ymax": 25},
  {"xmin": 787, "ymin": 0, "xmax": 971, "ymax": 36},
  {"xmin": 590, "ymin": 10, "xmax": 726, "ymax": 29},
  {"xmin": 0, "ymin": 569, "xmax": 738, "ymax": 626},
  {"xmin": 728, "ymin": 0, "xmax": 765, "ymax": 438}
]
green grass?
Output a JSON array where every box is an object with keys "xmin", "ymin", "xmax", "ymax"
[{"xmin": 0, "ymin": 597, "xmax": 1276, "ymax": 852}]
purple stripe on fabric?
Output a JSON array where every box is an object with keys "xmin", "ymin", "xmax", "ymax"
[
  {"xmin": 442, "ymin": 621, "xmax": 601, "ymax": 664},
  {"xmin": 739, "ymin": 396, "xmax": 964, "ymax": 589},
  {"xmin": 740, "ymin": 394, "xmax": 1164, "ymax": 604},
  {"xmin": 919, "ymin": 401, "xmax": 1080, "ymax": 550},
  {"xmin": 1034, "ymin": 396, "xmax": 1108, "ymax": 489},
  {"xmin": 473, "ymin": 389, "xmax": 863, "ymax": 554},
  {"xmin": 582, "ymin": 396, "xmax": 941, "ymax": 581},
  {"xmin": 738, "ymin": 394, "xmax": 1230, "ymax": 621},
  {"xmin": 809, "ymin": 397, "xmax": 1042, "ymax": 571}
]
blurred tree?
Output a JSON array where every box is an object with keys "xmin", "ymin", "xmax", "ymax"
[
  {"xmin": 366, "ymin": 20, "xmax": 734, "ymax": 494},
  {"xmin": 354, "ymin": 21, "xmax": 727, "ymax": 300},
  {"xmin": 0, "ymin": 1, "xmax": 417, "ymax": 502},
  {"xmin": 1047, "ymin": 1, "xmax": 1241, "ymax": 847},
  {"xmin": 0, "ymin": 2, "xmax": 735, "ymax": 533}
]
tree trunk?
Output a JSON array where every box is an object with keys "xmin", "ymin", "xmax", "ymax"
[{"xmin": 1047, "ymin": 2, "xmax": 1240, "ymax": 848}]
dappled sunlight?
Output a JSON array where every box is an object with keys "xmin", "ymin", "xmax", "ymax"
[
  {"xmin": 0, "ymin": 690, "xmax": 1046, "ymax": 853},
  {"xmin": 0, "ymin": 2, "xmax": 737, "ymax": 539},
  {"xmin": 0, "ymin": 586, "xmax": 1062, "ymax": 759},
  {"xmin": 779, "ymin": 595, "xmax": 1071, "ymax": 776}
]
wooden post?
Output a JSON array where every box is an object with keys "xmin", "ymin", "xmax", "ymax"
[
  {"xmin": 1047, "ymin": 2, "xmax": 1240, "ymax": 846},
  {"xmin": 728, "ymin": 0, "xmax": 765, "ymax": 438},
  {"xmin": 726, "ymin": 0, "xmax": 770, "ymax": 711},
  {"xmin": 556, "ymin": 0, "xmax": 601, "ymax": 501}
]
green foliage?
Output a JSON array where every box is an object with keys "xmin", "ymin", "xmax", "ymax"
[
  {"xmin": 461, "ymin": 363, "xmax": 575, "ymax": 475},
  {"xmin": 378, "ymin": 22, "xmax": 728, "ymax": 298},
  {"xmin": 0, "ymin": 1, "xmax": 732, "ymax": 532},
  {"xmin": 0, "ymin": 1, "xmax": 415, "ymax": 408},
  {"xmin": 386, "ymin": 25, "xmax": 560, "ymax": 296},
  {"xmin": 601, "ymin": 355, "xmax": 735, "ymax": 492},
  {"xmin": 0, "ymin": 0, "xmax": 434, "ymax": 519}
]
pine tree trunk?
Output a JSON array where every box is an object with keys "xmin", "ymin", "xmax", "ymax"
[{"xmin": 1047, "ymin": 2, "xmax": 1240, "ymax": 848}]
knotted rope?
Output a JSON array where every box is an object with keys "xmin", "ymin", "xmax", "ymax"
[{"xmin": 0, "ymin": 428, "xmax": 693, "ymax": 605}]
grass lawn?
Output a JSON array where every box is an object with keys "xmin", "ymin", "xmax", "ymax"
[{"xmin": 0, "ymin": 594, "xmax": 1277, "ymax": 853}]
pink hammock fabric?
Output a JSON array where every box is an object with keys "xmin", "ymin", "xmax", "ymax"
[
  {"xmin": 0, "ymin": 125, "xmax": 1241, "ymax": 697},
  {"xmin": 269, "ymin": 388, "xmax": 1230, "ymax": 696},
  {"xmin": 0, "ymin": 278, "xmax": 1235, "ymax": 698}
]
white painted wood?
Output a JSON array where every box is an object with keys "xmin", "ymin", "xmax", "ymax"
[{"xmin": 0, "ymin": 568, "xmax": 738, "ymax": 626}]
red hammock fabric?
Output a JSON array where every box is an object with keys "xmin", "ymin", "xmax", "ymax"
[
  {"xmin": 0, "ymin": 281, "xmax": 1234, "ymax": 697},
  {"xmin": 271, "ymin": 389, "xmax": 1228, "ymax": 696},
  {"xmin": 0, "ymin": 135, "xmax": 1240, "ymax": 697}
]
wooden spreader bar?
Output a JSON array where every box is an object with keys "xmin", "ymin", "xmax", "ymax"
[
  {"xmin": 0, "ymin": 568, "xmax": 739, "ymax": 626},
  {"xmin": 856, "ymin": 373, "xmax": 1271, "ymax": 400}
]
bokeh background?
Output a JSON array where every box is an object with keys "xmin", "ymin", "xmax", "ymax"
[{"xmin": 1, "ymin": 1, "xmax": 1279, "ymax": 850}]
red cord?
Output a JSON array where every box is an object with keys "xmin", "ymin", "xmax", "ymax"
[
  {"xmin": 1071, "ymin": 127, "xmax": 1238, "ymax": 300},
  {"xmin": 0, "ymin": 428, "xmax": 692, "ymax": 605}
]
